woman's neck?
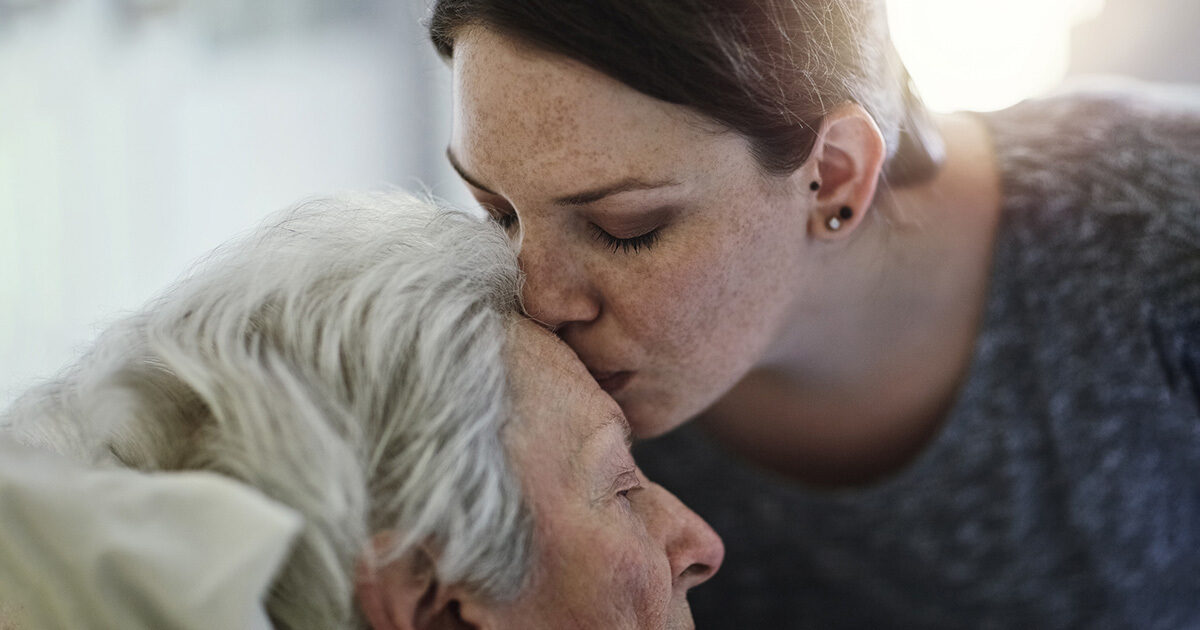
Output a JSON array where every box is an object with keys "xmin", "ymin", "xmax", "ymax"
[{"xmin": 700, "ymin": 111, "xmax": 1003, "ymax": 487}]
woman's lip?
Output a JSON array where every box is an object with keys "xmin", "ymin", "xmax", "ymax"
[{"xmin": 591, "ymin": 370, "xmax": 634, "ymax": 394}]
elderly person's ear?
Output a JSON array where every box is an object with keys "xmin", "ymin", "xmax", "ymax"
[{"xmin": 354, "ymin": 534, "xmax": 492, "ymax": 630}]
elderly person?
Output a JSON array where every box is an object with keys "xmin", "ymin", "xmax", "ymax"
[{"xmin": 0, "ymin": 191, "xmax": 723, "ymax": 629}]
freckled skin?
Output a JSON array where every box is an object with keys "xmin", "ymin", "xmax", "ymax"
[
  {"xmin": 492, "ymin": 320, "xmax": 723, "ymax": 629},
  {"xmin": 451, "ymin": 28, "xmax": 815, "ymax": 437},
  {"xmin": 448, "ymin": 21, "xmax": 1006, "ymax": 486}
]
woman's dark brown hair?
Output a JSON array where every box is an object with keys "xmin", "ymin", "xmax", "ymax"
[{"xmin": 429, "ymin": 0, "xmax": 943, "ymax": 186}]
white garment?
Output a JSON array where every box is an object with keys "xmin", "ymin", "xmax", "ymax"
[{"xmin": 0, "ymin": 439, "xmax": 302, "ymax": 630}]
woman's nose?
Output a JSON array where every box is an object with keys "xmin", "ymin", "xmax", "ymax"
[
  {"xmin": 646, "ymin": 482, "xmax": 725, "ymax": 590},
  {"xmin": 517, "ymin": 234, "xmax": 600, "ymax": 330}
]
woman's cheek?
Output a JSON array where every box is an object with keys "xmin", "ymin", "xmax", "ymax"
[
  {"xmin": 686, "ymin": 271, "xmax": 752, "ymax": 359},
  {"xmin": 624, "ymin": 233, "xmax": 739, "ymax": 352}
]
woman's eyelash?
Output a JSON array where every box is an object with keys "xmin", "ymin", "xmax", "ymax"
[
  {"xmin": 495, "ymin": 213, "xmax": 518, "ymax": 230},
  {"xmin": 480, "ymin": 204, "xmax": 660, "ymax": 254},
  {"xmin": 590, "ymin": 224, "xmax": 661, "ymax": 254},
  {"xmin": 480, "ymin": 202, "xmax": 518, "ymax": 230}
]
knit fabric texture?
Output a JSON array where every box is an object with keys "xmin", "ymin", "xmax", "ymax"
[{"xmin": 635, "ymin": 85, "xmax": 1200, "ymax": 630}]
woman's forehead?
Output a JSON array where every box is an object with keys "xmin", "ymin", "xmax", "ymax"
[{"xmin": 449, "ymin": 28, "xmax": 723, "ymax": 191}]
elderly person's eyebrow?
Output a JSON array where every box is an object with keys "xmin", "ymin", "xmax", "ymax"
[{"xmin": 574, "ymin": 411, "xmax": 633, "ymax": 460}]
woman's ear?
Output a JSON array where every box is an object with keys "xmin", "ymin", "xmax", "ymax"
[
  {"xmin": 354, "ymin": 534, "xmax": 491, "ymax": 630},
  {"xmin": 804, "ymin": 101, "xmax": 886, "ymax": 239}
]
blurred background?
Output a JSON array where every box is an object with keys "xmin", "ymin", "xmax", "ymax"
[{"xmin": 1, "ymin": 0, "xmax": 1198, "ymax": 407}]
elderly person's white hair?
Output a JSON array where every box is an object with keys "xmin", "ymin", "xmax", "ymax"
[{"xmin": 1, "ymin": 191, "xmax": 530, "ymax": 629}]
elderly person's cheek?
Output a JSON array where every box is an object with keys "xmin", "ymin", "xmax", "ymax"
[
  {"xmin": 560, "ymin": 513, "xmax": 674, "ymax": 628},
  {"xmin": 612, "ymin": 524, "xmax": 678, "ymax": 626}
]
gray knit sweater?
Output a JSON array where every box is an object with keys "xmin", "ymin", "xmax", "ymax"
[{"xmin": 636, "ymin": 86, "xmax": 1200, "ymax": 630}]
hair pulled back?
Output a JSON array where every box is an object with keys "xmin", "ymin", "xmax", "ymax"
[{"xmin": 429, "ymin": 0, "xmax": 943, "ymax": 185}]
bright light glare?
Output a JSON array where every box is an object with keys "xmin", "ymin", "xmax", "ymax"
[{"xmin": 887, "ymin": 0, "xmax": 1106, "ymax": 112}]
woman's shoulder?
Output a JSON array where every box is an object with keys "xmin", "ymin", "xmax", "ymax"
[
  {"xmin": 982, "ymin": 78, "xmax": 1200, "ymax": 206},
  {"xmin": 978, "ymin": 78, "xmax": 1200, "ymax": 243},
  {"xmin": 976, "ymin": 79, "xmax": 1200, "ymax": 354},
  {"xmin": 986, "ymin": 76, "xmax": 1200, "ymax": 141}
]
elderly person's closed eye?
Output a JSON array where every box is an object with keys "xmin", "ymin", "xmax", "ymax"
[{"xmin": 0, "ymin": 191, "xmax": 722, "ymax": 630}]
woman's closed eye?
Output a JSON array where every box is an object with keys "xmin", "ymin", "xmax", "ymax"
[
  {"xmin": 590, "ymin": 223, "xmax": 661, "ymax": 254},
  {"xmin": 480, "ymin": 201, "xmax": 518, "ymax": 232},
  {"xmin": 478, "ymin": 196, "xmax": 665, "ymax": 253}
]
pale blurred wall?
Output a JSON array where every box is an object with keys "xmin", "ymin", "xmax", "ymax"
[
  {"xmin": 0, "ymin": 0, "xmax": 468, "ymax": 407},
  {"xmin": 1070, "ymin": 0, "xmax": 1200, "ymax": 82}
]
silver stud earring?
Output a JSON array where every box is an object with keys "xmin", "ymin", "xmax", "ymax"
[{"xmin": 827, "ymin": 216, "xmax": 842, "ymax": 231}]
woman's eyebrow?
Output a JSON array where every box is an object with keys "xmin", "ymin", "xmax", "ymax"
[
  {"xmin": 551, "ymin": 178, "xmax": 680, "ymax": 207},
  {"xmin": 446, "ymin": 147, "xmax": 498, "ymax": 195},
  {"xmin": 447, "ymin": 146, "xmax": 679, "ymax": 206}
]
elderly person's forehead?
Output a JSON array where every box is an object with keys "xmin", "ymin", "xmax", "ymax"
[
  {"xmin": 577, "ymin": 410, "xmax": 633, "ymax": 453},
  {"xmin": 506, "ymin": 320, "xmax": 630, "ymax": 441},
  {"xmin": 505, "ymin": 320, "xmax": 585, "ymax": 390}
]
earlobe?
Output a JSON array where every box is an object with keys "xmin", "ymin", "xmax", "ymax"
[
  {"xmin": 825, "ymin": 206, "xmax": 855, "ymax": 232},
  {"xmin": 355, "ymin": 560, "xmax": 404, "ymax": 630},
  {"xmin": 354, "ymin": 536, "xmax": 487, "ymax": 630},
  {"xmin": 355, "ymin": 545, "xmax": 435, "ymax": 630},
  {"xmin": 805, "ymin": 101, "xmax": 886, "ymax": 239}
]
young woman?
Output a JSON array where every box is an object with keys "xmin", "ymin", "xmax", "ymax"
[{"xmin": 429, "ymin": 1, "xmax": 1200, "ymax": 627}]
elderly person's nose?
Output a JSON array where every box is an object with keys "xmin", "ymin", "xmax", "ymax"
[
  {"xmin": 516, "ymin": 233, "xmax": 600, "ymax": 331},
  {"xmin": 645, "ymin": 482, "xmax": 725, "ymax": 590}
]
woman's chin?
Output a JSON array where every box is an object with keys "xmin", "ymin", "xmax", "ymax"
[{"xmin": 622, "ymin": 394, "xmax": 691, "ymax": 440}]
